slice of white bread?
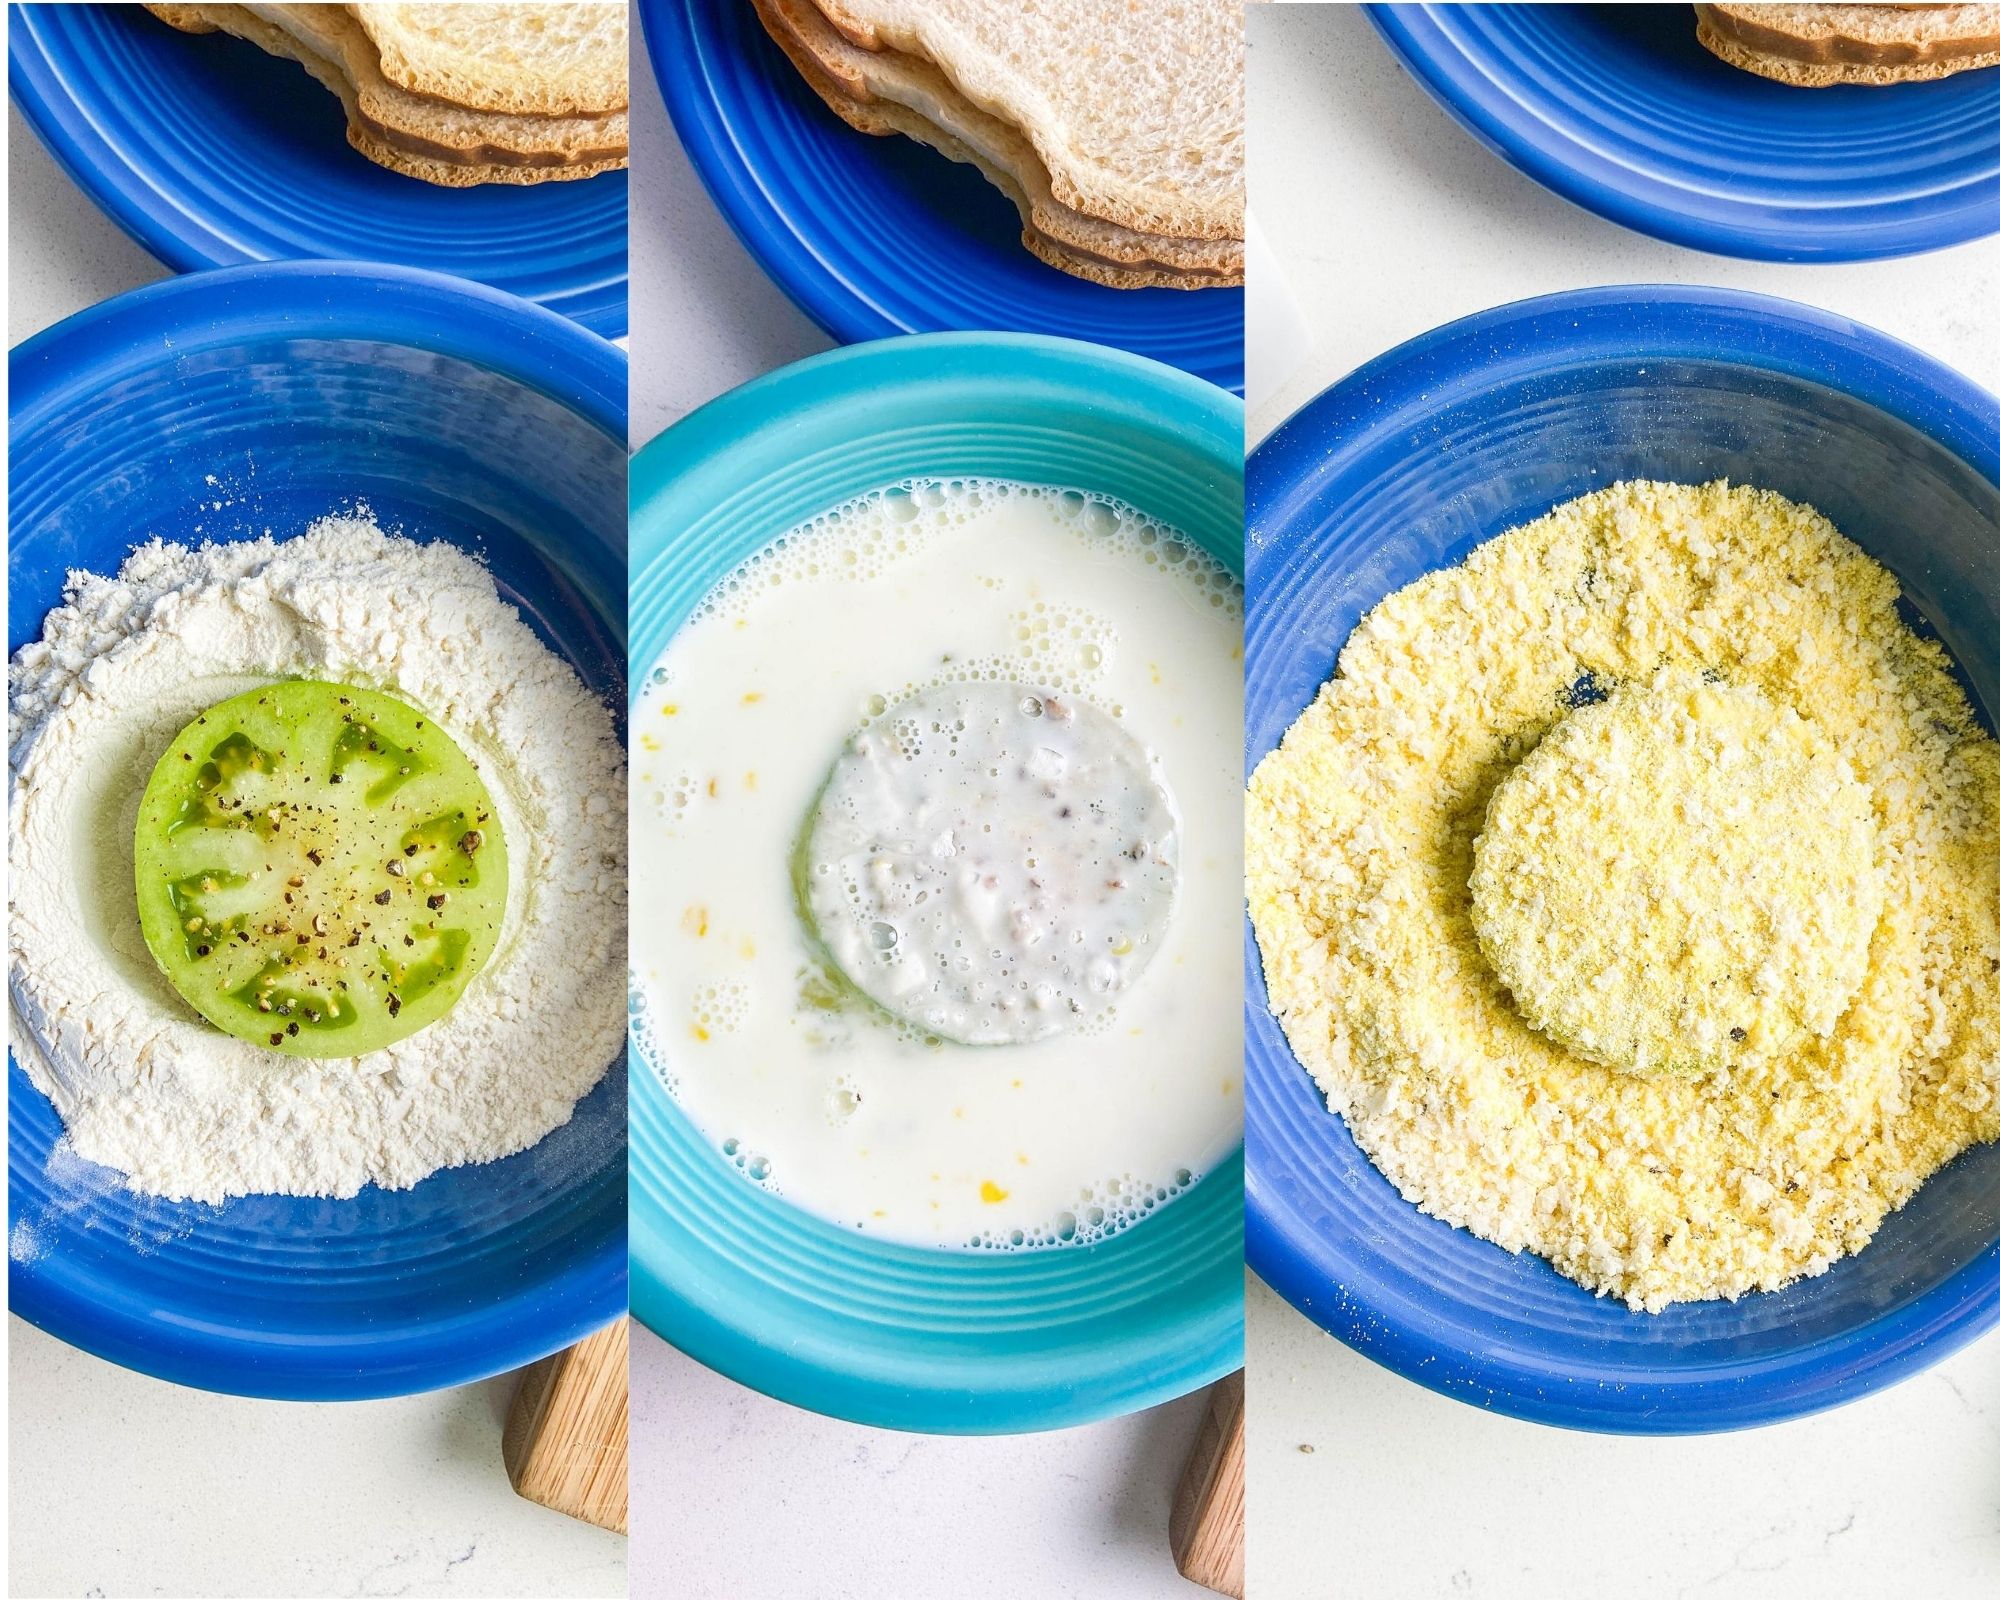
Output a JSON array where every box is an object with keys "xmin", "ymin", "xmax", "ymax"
[
  {"xmin": 147, "ymin": 4, "xmax": 625, "ymax": 183},
  {"xmin": 240, "ymin": 5, "xmax": 626, "ymax": 162},
  {"xmin": 1695, "ymin": 4, "xmax": 2000, "ymax": 85},
  {"xmin": 806, "ymin": 0, "xmax": 1243, "ymax": 241},
  {"xmin": 348, "ymin": 3, "xmax": 627, "ymax": 116},
  {"xmin": 760, "ymin": 0, "xmax": 1239, "ymax": 278},
  {"xmin": 753, "ymin": 0, "xmax": 1232, "ymax": 287}
]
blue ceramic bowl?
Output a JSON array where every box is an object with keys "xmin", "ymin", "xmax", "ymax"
[
  {"xmin": 1247, "ymin": 285, "xmax": 2000, "ymax": 1433},
  {"xmin": 637, "ymin": 0, "xmax": 1244, "ymax": 393},
  {"xmin": 629, "ymin": 334, "xmax": 1244, "ymax": 1432},
  {"xmin": 8, "ymin": 262, "xmax": 629, "ymax": 1398},
  {"xmin": 8, "ymin": 3, "xmax": 628, "ymax": 336},
  {"xmin": 1368, "ymin": 3, "xmax": 2000, "ymax": 261}
]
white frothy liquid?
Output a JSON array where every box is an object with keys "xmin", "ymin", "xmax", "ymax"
[{"xmin": 629, "ymin": 479, "xmax": 1243, "ymax": 1248}]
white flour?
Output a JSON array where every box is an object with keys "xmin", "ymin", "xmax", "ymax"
[{"xmin": 8, "ymin": 513, "xmax": 626, "ymax": 1203}]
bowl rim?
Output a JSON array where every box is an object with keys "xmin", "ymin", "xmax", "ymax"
[
  {"xmin": 1246, "ymin": 281, "xmax": 2000, "ymax": 1434},
  {"xmin": 628, "ymin": 329, "xmax": 1247, "ymax": 1433},
  {"xmin": 10, "ymin": 258, "xmax": 626, "ymax": 436},
  {"xmin": 7, "ymin": 258, "xmax": 631, "ymax": 1400},
  {"xmin": 1364, "ymin": 2, "xmax": 2000, "ymax": 264}
]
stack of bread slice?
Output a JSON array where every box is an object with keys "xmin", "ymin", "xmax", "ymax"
[
  {"xmin": 753, "ymin": 0, "xmax": 1244, "ymax": 289},
  {"xmin": 145, "ymin": 3, "xmax": 627, "ymax": 185},
  {"xmin": 1695, "ymin": 3, "xmax": 2000, "ymax": 85}
]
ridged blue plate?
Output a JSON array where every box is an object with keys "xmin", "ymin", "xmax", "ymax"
[
  {"xmin": 9, "ymin": 262, "xmax": 629, "ymax": 1398},
  {"xmin": 629, "ymin": 334, "xmax": 1244, "ymax": 1432},
  {"xmin": 8, "ymin": 2, "xmax": 628, "ymax": 336},
  {"xmin": 1247, "ymin": 285, "xmax": 2000, "ymax": 1433},
  {"xmin": 637, "ymin": 0, "xmax": 1243, "ymax": 393},
  {"xmin": 1368, "ymin": 3, "xmax": 2000, "ymax": 261}
]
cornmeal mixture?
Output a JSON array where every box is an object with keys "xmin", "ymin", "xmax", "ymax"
[{"xmin": 1246, "ymin": 480, "xmax": 2000, "ymax": 1309}]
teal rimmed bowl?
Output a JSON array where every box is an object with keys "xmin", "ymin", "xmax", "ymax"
[{"xmin": 627, "ymin": 333, "xmax": 1244, "ymax": 1433}]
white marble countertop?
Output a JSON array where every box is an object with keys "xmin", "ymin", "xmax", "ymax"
[
  {"xmin": 1246, "ymin": 8, "xmax": 2000, "ymax": 1599},
  {"xmin": 6, "ymin": 98, "xmax": 626, "ymax": 1600},
  {"xmin": 1248, "ymin": 3, "xmax": 2000, "ymax": 432},
  {"xmin": 625, "ymin": 41, "xmax": 1227, "ymax": 1598},
  {"xmin": 627, "ymin": 24, "xmax": 830, "ymax": 441},
  {"xmin": 9, "ymin": 1322, "xmax": 627, "ymax": 1600},
  {"xmin": 629, "ymin": 1323, "xmax": 1213, "ymax": 1600}
]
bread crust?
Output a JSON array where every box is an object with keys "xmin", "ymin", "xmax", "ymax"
[
  {"xmin": 346, "ymin": 121, "xmax": 625, "ymax": 183},
  {"xmin": 146, "ymin": 2, "xmax": 221, "ymax": 32},
  {"xmin": 147, "ymin": 4, "xmax": 625, "ymax": 182},
  {"xmin": 241, "ymin": 5, "xmax": 626, "ymax": 162},
  {"xmin": 800, "ymin": 0, "xmax": 1243, "ymax": 240},
  {"xmin": 755, "ymin": 0, "xmax": 1235, "ymax": 288},
  {"xmin": 760, "ymin": 0, "xmax": 1238, "ymax": 276},
  {"xmin": 1696, "ymin": 3, "xmax": 2000, "ymax": 84}
]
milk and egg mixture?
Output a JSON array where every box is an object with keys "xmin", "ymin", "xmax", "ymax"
[{"xmin": 630, "ymin": 479, "xmax": 1242, "ymax": 1247}]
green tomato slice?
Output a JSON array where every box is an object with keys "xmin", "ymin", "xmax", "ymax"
[{"xmin": 133, "ymin": 680, "xmax": 508, "ymax": 1057}]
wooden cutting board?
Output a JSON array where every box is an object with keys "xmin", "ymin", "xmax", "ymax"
[
  {"xmin": 502, "ymin": 1316, "xmax": 629, "ymax": 1535},
  {"xmin": 1169, "ymin": 1369, "xmax": 1246, "ymax": 1598}
]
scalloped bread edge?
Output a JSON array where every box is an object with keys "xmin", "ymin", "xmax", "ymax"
[
  {"xmin": 146, "ymin": 4, "xmax": 625, "ymax": 182},
  {"xmin": 807, "ymin": 0, "xmax": 1243, "ymax": 241},
  {"xmin": 240, "ymin": 5, "xmax": 626, "ymax": 160},
  {"xmin": 754, "ymin": 0, "xmax": 1235, "ymax": 288},
  {"xmin": 1695, "ymin": 3, "xmax": 2000, "ymax": 85},
  {"xmin": 760, "ymin": 0, "xmax": 1239, "ymax": 275}
]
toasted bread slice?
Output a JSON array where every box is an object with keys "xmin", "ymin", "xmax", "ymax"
[
  {"xmin": 1696, "ymin": 4, "xmax": 2000, "ymax": 85},
  {"xmin": 760, "ymin": 0, "xmax": 1239, "ymax": 278},
  {"xmin": 348, "ymin": 3, "xmax": 627, "ymax": 116},
  {"xmin": 240, "ymin": 5, "xmax": 626, "ymax": 163},
  {"xmin": 756, "ymin": 2, "xmax": 1233, "ymax": 288},
  {"xmin": 804, "ymin": 0, "xmax": 1243, "ymax": 241},
  {"xmin": 149, "ymin": 4, "xmax": 624, "ymax": 183}
]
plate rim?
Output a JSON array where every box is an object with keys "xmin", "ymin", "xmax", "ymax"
[
  {"xmin": 1365, "ymin": 1, "xmax": 2000, "ymax": 264},
  {"xmin": 6, "ymin": 2, "xmax": 630, "ymax": 337}
]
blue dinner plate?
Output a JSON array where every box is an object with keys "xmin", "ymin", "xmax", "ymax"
[
  {"xmin": 1246, "ymin": 284, "xmax": 2000, "ymax": 1433},
  {"xmin": 10, "ymin": 262, "xmax": 629, "ymax": 1398},
  {"xmin": 8, "ymin": 2, "xmax": 628, "ymax": 336},
  {"xmin": 637, "ymin": 0, "xmax": 1243, "ymax": 393},
  {"xmin": 1368, "ymin": 3, "xmax": 2000, "ymax": 261}
]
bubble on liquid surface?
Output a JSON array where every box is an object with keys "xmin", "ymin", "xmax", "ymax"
[
  {"xmin": 962, "ymin": 1168, "xmax": 1202, "ymax": 1251},
  {"xmin": 663, "ymin": 478, "xmax": 1239, "ymax": 631},
  {"xmin": 627, "ymin": 975, "xmax": 677, "ymax": 1095},
  {"xmin": 826, "ymin": 1075, "xmax": 864, "ymax": 1126},
  {"xmin": 691, "ymin": 979, "xmax": 750, "ymax": 1036}
]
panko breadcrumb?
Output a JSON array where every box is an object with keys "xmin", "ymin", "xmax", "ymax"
[{"xmin": 1246, "ymin": 480, "xmax": 2000, "ymax": 1310}]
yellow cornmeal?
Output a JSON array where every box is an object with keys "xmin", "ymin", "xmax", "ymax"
[
  {"xmin": 1246, "ymin": 480, "xmax": 2000, "ymax": 1310},
  {"xmin": 1469, "ymin": 672, "xmax": 1885, "ymax": 1078}
]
